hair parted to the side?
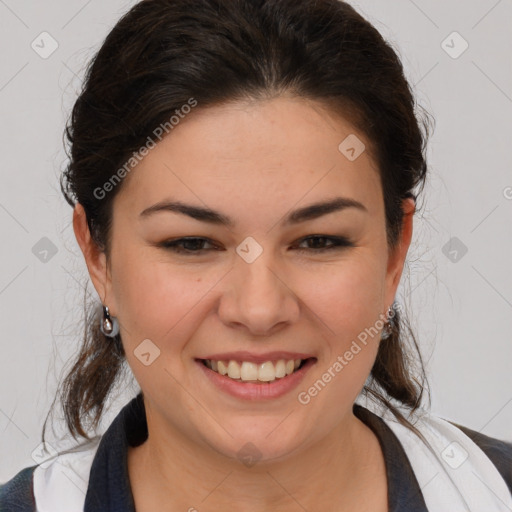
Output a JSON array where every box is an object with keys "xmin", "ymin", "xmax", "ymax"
[{"xmin": 42, "ymin": 0, "xmax": 434, "ymax": 446}]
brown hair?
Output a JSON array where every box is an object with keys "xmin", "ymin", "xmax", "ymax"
[{"xmin": 42, "ymin": 0, "xmax": 434, "ymax": 446}]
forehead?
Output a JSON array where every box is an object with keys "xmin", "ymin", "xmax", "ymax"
[{"xmin": 114, "ymin": 96, "xmax": 383, "ymax": 220}]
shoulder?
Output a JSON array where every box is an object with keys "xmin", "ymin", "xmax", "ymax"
[
  {"xmin": 0, "ymin": 465, "xmax": 37, "ymax": 511},
  {"xmin": 0, "ymin": 436, "xmax": 102, "ymax": 512},
  {"xmin": 449, "ymin": 421, "xmax": 512, "ymax": 495},
  {"xmin": 359, "ymin": 400, "xmax": 512, "ymax": 509}
]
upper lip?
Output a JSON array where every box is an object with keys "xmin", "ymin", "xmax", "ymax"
[{"xmin": 197, "ymin": 351, "xmax": 316, "ymax": 364}]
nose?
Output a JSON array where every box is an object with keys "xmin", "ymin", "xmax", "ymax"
[{"xmin": 217, "ymin": 250, "xmax": 300, "ymax": 337}]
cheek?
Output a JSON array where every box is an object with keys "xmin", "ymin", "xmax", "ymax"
[
  {"xmin": 297, "ymin": 255, "xmax": 386, "ymax": 386},
  {"xmin": 300, "ymin": 254, "xmax": 386, "ymax": 330},
  {"xmin": 111, "ymin": 241, "xmax": 387, "ymax": 357},
  {"xmin": 293, "ymin": 259, "xmax": 387, "ymax": 427},
  {"xmin": 110, "ymin": 248, "xmax": 224, "ymax": 343}
]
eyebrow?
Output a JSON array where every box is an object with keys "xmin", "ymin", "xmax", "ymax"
[{"xmin": 139, "ymin": 196, "xmax": 367, "ymax": 227}]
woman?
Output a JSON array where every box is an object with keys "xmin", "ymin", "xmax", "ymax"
[{"xmin": 1, "ymin": 0, "xmax": 511, "ymax": 510}]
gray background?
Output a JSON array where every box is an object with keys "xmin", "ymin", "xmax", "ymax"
[{"xmin": 1, "ymin": 0, "xmax": 511, "ymax": 481}]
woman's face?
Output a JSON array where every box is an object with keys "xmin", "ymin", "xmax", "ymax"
[{"xmin": 77, "ymin": 96, "xmax": 414, "ymax": 463}]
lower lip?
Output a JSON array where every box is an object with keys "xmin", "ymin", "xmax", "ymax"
[{"xmin": 195, "ymin": 358, "xmax": 316, "ymax": 401}]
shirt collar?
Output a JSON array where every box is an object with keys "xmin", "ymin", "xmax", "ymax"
[
  {"xmin": 353, "ymin": 404, "xmax": 428, "ymax": 511},
  {"xmin": 84, "ymin": 393, "xmax": 427, "ymax": 512}
]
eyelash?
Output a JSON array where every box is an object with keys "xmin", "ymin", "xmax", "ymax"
[{"xmin": 158, "ymin": 235, "xmax": 354, "ymax": 255}]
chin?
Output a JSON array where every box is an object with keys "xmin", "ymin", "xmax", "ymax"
[{"xmin": 202, "ymin": 420, "xmax": 308, "ymax": 467}]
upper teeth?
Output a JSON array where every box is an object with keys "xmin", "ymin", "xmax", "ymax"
[{"xmin": 205, "ymin": 359, "xmax": 303, "ymax": 382}]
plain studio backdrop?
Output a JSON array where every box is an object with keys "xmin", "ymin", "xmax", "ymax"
[{"xmin": 0, "ymin": 0, "xmax": 511, "ymax": 481}]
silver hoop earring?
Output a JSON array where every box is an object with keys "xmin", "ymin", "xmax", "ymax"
[
  {"xmin": 100, "ymin": 305, "xmax": 120, "ymax": 338},
  {"xmin": 381, "ymin": 305, "xmax": 394, "ymax": 340}
]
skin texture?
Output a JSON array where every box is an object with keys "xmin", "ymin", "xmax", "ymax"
[{"xmin": 74, "ymin": 95, "xmax": 414, "ymax": 511}]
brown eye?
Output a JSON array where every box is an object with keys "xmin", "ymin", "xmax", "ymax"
[
  {"xmin": 294, "ymin": 235, "xmax": 353, "ymax": 252},
  {"xmin": 159, "ymin": 237, "xmax": 218, "ymax": 254}
]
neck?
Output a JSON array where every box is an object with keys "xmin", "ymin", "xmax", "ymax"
[{"xmin": 127, "ymin": 403, "xmax": 387, "ymax": 512}]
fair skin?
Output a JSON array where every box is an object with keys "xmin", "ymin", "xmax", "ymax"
[{"xmin": 74, "ymin": 95, "xmax": 414, "ymax": 512}]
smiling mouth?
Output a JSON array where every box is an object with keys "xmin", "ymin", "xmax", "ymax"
[{"xmin": 198, "ymin": 358, "xmax": 314, "ymax": 383}]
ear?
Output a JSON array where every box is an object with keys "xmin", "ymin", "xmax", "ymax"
[
  {"xmin": 72, "ymin": 203, "xmax": 112, "ymax": 308},
  {"xmin": 384, "ymin": 197, "xmax": 415, "ymax": 306}
]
